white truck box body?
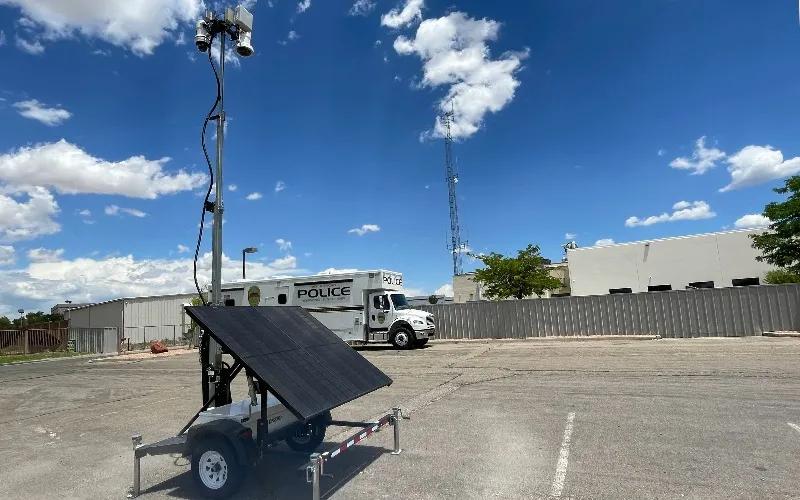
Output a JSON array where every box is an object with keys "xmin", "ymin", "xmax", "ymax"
[{"xmin": 221, "ymin": 270, "xmax": 434, "ymax": 346}]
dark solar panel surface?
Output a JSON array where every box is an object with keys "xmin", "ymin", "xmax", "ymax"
[{"xmin": 185, "ymin": 306, "xmax": 393, "ymax": 421}]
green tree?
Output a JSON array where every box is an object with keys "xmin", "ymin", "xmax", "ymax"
[
  {"xmin": 0, "ymin": 316, "xmax": 12, "ymax": 328},
  {"xmin": 764, "ymin": 269, "xmax": 800, "ymax": 284},
  {"xmin": 469, "ymin": 244, "xmax": 563, "ymax": 300},
  {"xmin": 427, "ymin": 295, "xmax": 439, "ymax": 304},
  {"xmin": 750, "ymin": 176, "xmax": 800, "ymax": 273}
]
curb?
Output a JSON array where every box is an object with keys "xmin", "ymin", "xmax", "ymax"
[
  {"xmin": 1, "ymin": 345, "xmax": 196, "ymax": 367},
  {"xmin": 88, "ymin": 345, "xmax": 196, "ymax": 363},
  {"xmin": 432, "ymin": 335, "xmax": 662, "ymax": 344},
  {"xmin": 0, "ymin": 352, "xmax": 111, "ymax": 367},
  {"xmin": 763, "ymin": 331, "xmax": 800, "ymax": 338}
]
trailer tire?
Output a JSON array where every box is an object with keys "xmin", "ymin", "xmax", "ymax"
[
  {"xmin": 390, "ymin": 327, "xmax": 414, "ymax": 350},
  {"xmin": 285, "ymin": 414, "xmax": 329, "ymax": 453},
  {"xmin": 191, "ymin": 436, "xmax": 244, "ymax": 499}
]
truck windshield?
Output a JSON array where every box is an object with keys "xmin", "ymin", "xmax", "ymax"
[{"xmin": 390, "ymin": 294, "xmax": 410, "ymax": 310}]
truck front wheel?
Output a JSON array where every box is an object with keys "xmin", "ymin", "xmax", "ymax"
[
  {"xmin": 191, "ymin": 436, "xmax": 245, "ymax": 499},
  {"xmin": 286, "ymin": 412, "xmax": 330, "ymax": 453},
  {"xmin": 390, "ymin": 327, "xmax": 415, "ymax": 350}
]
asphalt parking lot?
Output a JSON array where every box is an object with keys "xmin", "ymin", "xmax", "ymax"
[{"xmin": 1, "ymin": 337, "xmax": 799, "ymax": 500}]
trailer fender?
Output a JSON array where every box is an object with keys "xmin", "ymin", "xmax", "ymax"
[{"xmin": 185, "ymin": 419, "xmax": 256, "ymax": 467}]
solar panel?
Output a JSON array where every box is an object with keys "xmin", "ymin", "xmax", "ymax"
[{"xmin": 185, "ymin": 306, "xmax": 393, "ymax": 422}]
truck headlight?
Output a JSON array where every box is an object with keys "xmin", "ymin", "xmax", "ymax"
[{"xmin": 412, "ymin": 319, "xmax": 424, "ymax": 325}]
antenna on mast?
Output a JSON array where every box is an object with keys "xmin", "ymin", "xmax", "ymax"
[{"xmin": 442, "ymin": 102, "xmax": 468, "ymax": 276}]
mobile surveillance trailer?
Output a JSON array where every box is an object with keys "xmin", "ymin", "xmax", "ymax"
[
  {"xmin": 129, "ymin": 306, "xmax": 405, "ymax": 499},
  {"xmin": 129, "ymin": 6, "xmax": 406, "ymax": 498},
  {"xmin": 221, "ymin": 270, "xmax": 436, "ymax": 349}
]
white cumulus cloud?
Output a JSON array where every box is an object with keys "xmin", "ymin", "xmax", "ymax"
[
  {"xmin": 564, "ymin": 232, "xmax": 576, "ymax": 240},
  {"xmin": 177, "ymin": 244, "xmax": 190, "ymax": 253},
  {"xmin": 27, "ymin": 247, "xmax": 64, "ymax": 263},
  {"xmin": 349, "ymin": 0, "xmax": 375, "ymax": 16},
  {"xmin": 720, "ymin": 145, "xmax": 800, "ymax": 192},
  {"xmin": 276, "ymin": 238, "xmax": 292, "ymax": 251},
  {"xmin": 733, "ymin": 214, "xmax": 772, "ymax": 229},
  {"xmin": 228, "ymin": 184, "xmax": 237, "ymax": 191},
  {"xmin": 0, "ymin": 187, "xmax": 60, "ymax": 242},
  {"xmin": 594, "ymin": 238, "xmax": 615, "ymax": 247},
  {"xmin": 625, "ymin": 201, "xmax": 716, "ymax": 227},
  {"xmin": 246, "ymin": 192, "xmax": 263, "ymax": 200},
  {"xmin": 434, "ymin": 283, "xmax": 454, "ymax": 297},
  {"xmin": 348, "ymin": 224, "xmax": 381, "ymax": 236},
  {"xmin": 381, "ymin": 0, "xmax": 424, "ymax": 28},
  {"xmin": 104, "ymin": 205, "xmax": 147, "ymax": 217},
  {"xmin": 0, "ymin": 246, "xmax": 15, "ymax": 266},
  {"xmin": 1, "ymin": 0, "xmax": 203, "ymax": 56},
  {"xmin": 15, "ymin": 36, "xmax": 44, "ymax": 54},
  {"xmin": 0, "ymin": 251, "xmax": 305, "ymax": 313},
  {"xmin": 297, "ymin": 0, "xmax": 311, "ymax": 13},
  {"xmin": 13, "ymin": 99, "xmax": 72, "ymax": 126},
  {"xmin": 392, "ymin": 12, "xmax": 529, "ymax": 141},
  {"xmin": 0, "ymin": 140, "xmax": 207, "ymax": 198},
  {"xmin": 669, "ymin": 136, "xmax": 726, "ymax": 175},
  {"xmin": 274, "ymin": 181, "xmax": 286, "ymax": 193}
]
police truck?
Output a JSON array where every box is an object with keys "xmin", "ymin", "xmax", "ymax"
[{"xmin": 222, "ymin": 270, "xmax": 435, "ymax": 349}]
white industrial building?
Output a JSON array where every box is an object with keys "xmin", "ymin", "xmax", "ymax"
[
  {"xmin": 67, "ymin": 293, "xmax": 197, "ymax": 347},
  {"xmin": 566, "ymin": 228, "xmax": 775, "ymax": 296}
]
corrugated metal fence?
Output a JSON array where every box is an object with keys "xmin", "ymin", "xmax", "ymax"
[
  {"xmin": 68, "ymin": 327, "xmax": 119, "ymax": 353},
  {"xmin": 417, "ymin": 284, "xmax": 800, "ymax": 339}
]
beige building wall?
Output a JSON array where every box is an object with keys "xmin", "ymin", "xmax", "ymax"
[
  {"xmin": 453, "ymin": 263, "xmax": 571, "ymax": 303},
  {"xmin": 566, "ymin": 228, "xmax": 776, "ymax": 296}
]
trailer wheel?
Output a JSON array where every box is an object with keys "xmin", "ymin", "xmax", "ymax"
[
  {"xmin": 286, "ymin": 416, "xmax": 328, "ymax": 453},
  {"xmin": 390, "ymin": 327, "xmax": 414, "ymax": 350},
  {"xmin": 191, "ymin": 436, "xmax": 244, "ymax": 499}
]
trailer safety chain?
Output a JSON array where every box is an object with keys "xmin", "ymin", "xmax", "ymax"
[{"xmin": 305, "ymin": 407, "xmax": 405, "ymax": 500}]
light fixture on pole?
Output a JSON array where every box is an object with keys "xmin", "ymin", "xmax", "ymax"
[
  {"xmin": 242, "ymin": 247, "xmax": 258, "ymax": 279},
  {"xmin": 194, "ymin": 4, "xmax": 255, "ymax": 309},
  {"xmin": 17, "ymin": 309, "xmax": 24, "ymax": 329}
]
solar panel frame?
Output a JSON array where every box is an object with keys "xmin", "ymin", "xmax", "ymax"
[{"xmin": 185, "ymin": 306, "xmax": 393, "ymax": 422}]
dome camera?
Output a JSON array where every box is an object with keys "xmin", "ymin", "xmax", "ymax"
[
  {"xmin": 195, "ymin": 20, "xmax": 211, "ymax": 52},
  {"xmin": 236, "ymin": 31, "xmax": 254, "ymax": 57}
]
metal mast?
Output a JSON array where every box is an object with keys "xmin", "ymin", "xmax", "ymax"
[{"xmin": 443, "ymin": 106, "xmax": 466, "ymax": 276}]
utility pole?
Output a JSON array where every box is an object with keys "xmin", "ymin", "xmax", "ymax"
[{"xmin": 443, "ymin": 104, "xmax": 467, "ymax": 276}]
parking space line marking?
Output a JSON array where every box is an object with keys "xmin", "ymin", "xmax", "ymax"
[
  {"xmin": 789, "ymin": 423, "xmax": 800, "ymax": 434},
  {"xmin": 549, "ymin": 412, "xmax": 576, "ymax": 499}
]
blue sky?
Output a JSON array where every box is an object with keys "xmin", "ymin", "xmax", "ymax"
[{"xmin": 0, "ymin": 0, "xmax": 798, "ymax": 315}]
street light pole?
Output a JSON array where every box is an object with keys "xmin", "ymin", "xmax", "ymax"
[{"xmin": 242, "ymin": 247, "xmax": 258, "ymax": 280}]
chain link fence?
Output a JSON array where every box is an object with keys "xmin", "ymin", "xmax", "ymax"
[{"xmin": 121, "ymin": 324, "xmax": 196, "ymax": 351}]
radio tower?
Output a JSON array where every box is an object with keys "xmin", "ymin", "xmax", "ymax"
[{"xmin": 443, "ymin": 105, "xmax": 467, "ymax": 276}]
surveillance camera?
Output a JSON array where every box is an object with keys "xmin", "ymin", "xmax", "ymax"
[
  {"xmin": 195, "ymin": 19, "xmax": 211, "ymax": 52},
  {"xmin": 236, "ymin": 30, "xmax": 254, "ymax": 57}
]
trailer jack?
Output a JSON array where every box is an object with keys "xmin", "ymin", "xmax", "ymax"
[{"xmin": 305, "ymin": 407, "xmax": 408, "ymax": 500}]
